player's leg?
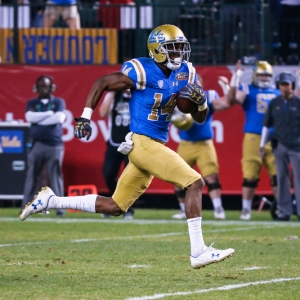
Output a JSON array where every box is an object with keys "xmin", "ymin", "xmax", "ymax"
[
  {"xmin": 129, "ymin": 134, "xmax": 234, "ymax": 268},
  {"xmin": 172, "ymin": 186, "xmax": 186, "ymax": 219},
  {"xmin": 196, "ymin": 140, "xmax": 225, "ymax": 220},
  {"xmin": 172, "ymin": 140, "xmax": 197, "ymax": 219},
  {"xmin": 20, "ymin": 136, "xmax": 155, "ymax": 221},
  {"xmin": 103, "ymin": 143, "xmax": 124, "ymax": 195},
  {"xmin": 241, "ymin": 134, "xmax": 262, "ymax": 220}
]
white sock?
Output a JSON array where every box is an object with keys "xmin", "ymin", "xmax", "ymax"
[
  {"xmin": 187, "ymin": 217, "xmax": 206, "ymax": 257},
  {"xmin": 211, "ymin": 197, "xmax": 222, "ymax": 210},
  {"xmin": 242, "ymin": 199, "xmax": 252, "ymax": 210},
  {"xmin": 48, "ymin": 194, "xmax": 97, "ymax": 213},
  {"xmin": 179, "ymin": 202, "xmax": 185, "ymax": 212}
]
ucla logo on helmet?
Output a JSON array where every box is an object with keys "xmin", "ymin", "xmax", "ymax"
[
  {"xmin": 176, "ymin": 72, "xmax": 188, "ymax": 80},
  {"xmin": 149, "ymin": 30, "xmax": 165, "ymax": 44}
]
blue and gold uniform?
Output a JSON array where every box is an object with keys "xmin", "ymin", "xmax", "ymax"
[
  {"xmin": 177, "ymin": 90, "xmax": 219, "ymax": 178},
  {"xmin": 112, "ymin": 58, "xmax": 201, "ymax": 211},
  {"xmin": 239, "ymin": 83, "xmax": 280, "ymax": 181}
]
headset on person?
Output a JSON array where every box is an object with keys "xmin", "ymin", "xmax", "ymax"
[
  {"xmin": 33, "ymin": 75, "xmax": 56, "ymax": 93},
  {"xmin": 275, "ymin": 72, "xmax": 296, "ymax": 90}
]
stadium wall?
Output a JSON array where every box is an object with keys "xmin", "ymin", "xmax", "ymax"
[{"xmin": 0, "ymin": 65, "xmax": 297, "ymax": 200}]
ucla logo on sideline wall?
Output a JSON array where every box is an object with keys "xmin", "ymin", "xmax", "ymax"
[{"xmin": 0, "ymin": 130, "xmax": 23, "ymax": 153}]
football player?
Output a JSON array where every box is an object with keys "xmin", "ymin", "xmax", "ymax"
[
  {"xmin": 171, "ymin": 75, "xmax": 231, "ymax": 220},
  {"xmin": 228, "ymin": 60, "xmax": 280, "ymax": 220},
  {"xmin": 20, "ymin": 24, "xmax": 234, "ymax": 269}
]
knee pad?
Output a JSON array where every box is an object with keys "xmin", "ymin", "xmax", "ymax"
[
  {"xmin": 270, "ymin": 175, "xmax": 277, "ymax": 187},
  {"xmin": 242, "ymin": 179, "xmax": 259, "ymax": 188},
  {"xmin": 205, "ymin": 180, "xmax": 221, "ymax": 192},
  {"xmin": 175, "ymin": 188, "xmax": 186, "ymax": 198}
]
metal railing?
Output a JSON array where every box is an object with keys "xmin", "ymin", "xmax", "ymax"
[{"xmin": 0, "ymin": 1, "xmax": 298, "ymax": 65}]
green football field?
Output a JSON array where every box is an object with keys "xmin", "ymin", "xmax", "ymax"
[{"xmin": 0, "ymin": 208, "xmax": 300, "ymax": 300}]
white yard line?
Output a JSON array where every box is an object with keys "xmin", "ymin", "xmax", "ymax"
[
  {"xmin": 1, "ymin": 217, "xmax": 300, "ymax": 226},
  {"xmin": 125, "ymin": 277, "xmax": 300, "ymax": 300}
]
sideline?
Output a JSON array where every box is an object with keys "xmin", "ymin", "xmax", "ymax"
[{"xmin": 125, "ymin": 277, "xmax": 300, "ymax": 300}]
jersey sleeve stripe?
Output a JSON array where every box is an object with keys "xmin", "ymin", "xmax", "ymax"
[
  {"xmin": 131, "ymin": 59, "xmax": 146, "ymax": 90},
  {"xmin": 187, "ymin": 62, "xmax": 196, "ymax": 84}
]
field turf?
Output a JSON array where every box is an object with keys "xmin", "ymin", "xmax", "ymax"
[{"xmin": 0, "ymin": 208, "xmax": 300, "ymax": 300}]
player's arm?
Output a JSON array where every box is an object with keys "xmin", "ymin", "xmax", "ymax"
[
  {"xmin": 99, "ymin": 91, "xmax": 116, "ymax": 118},
  {"xmin": 191, "ymin": 107, "xmax": 208, "ymax": 123},
  {"xmin": 85, "ymin": 72, "xmax": 134, "ymax": 111},
  {"xmin": 74, "ymin": 73, "xmax": 134, "ymax": 140},
  {"xmin": 227, "ymin": 60, "xmax": 246, "ymax": 106},
  {"xmin": 259, "ymin": 104, "xmax": 273, "ymax": 158}
]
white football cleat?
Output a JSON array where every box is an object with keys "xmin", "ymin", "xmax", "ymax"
[
  {"xmin": 190, "ymin": 243, "xmax": 235, "ymax": 269},
  {"xmin": 19, "ymin": 187, "xmax": 55, "ymax": 221},
  {"xmin": 172, "ymin": 211, "xmax": 186, "ymax": 219},
  {"xmin": 214, "ymin": 206, "xmax": 226, "ymax": 220},
  {"xmin": 240, "ymin": 208, "xmax": 251, "ymax": 220}
]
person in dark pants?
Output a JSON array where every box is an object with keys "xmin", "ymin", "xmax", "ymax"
[
  {"xmin": 21, "ymin": 75, "xmax": 66, "ymax": 217},
  {"xmin": 99, "ymin": 89, "xmax": 134, "ymax": 219},
  {"xmin": 260, "ymin": 72, "xmax": 300, "ymax": 221}
]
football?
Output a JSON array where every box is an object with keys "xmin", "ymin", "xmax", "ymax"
[{"xmin": 175, "ymin": 93, "xmax": 198, "ymax": 114}]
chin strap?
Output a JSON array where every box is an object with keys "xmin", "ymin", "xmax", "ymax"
[{"xmin": 164, "ymin": 57, "xmax": 182, "ymax": 70}]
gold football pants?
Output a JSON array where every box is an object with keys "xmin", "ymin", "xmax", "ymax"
[
  {"xmin": 177, "ymin": 139, "xmax": 219, "ymax": 178},
  {"xmin": 112, "ymin": 134, "xmax": 201, "ymax": 211},
  {"xmin": 242, "ymin": 133, "xmax": 276, "ymax": 180}
]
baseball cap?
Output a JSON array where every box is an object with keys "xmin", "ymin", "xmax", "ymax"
[{"xmin": 278, "ymin": 72, "xmax": 294, "ymax": 85}]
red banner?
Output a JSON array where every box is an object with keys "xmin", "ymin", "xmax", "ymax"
[{"xmin": 0, "ymin": 65, "xmax": 273, "ymax": 195}]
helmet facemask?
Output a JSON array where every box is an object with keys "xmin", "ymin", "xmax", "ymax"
[
  {"xmin": 159, "ymin": 41, "xmax": 191, "ymax": 70},
  {"xmin": 254, "ymin": 74, "xmax": 272, "ymax": 88}
]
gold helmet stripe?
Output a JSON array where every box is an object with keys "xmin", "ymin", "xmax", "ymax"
[
  {"xmin": 187, "ymin": 62, "xmax": 196, "ymax": 84},
  {"xmin": 130, "ymin": 59, "xmax": 146, "ymax": 90}
]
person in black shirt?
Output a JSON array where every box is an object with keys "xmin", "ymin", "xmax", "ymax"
[
  {"xmin": 99, "ymin": 89, "xmax": 134, "ymax": 219},
  {"xmin": 21, "ymin": 75, "xmax": 66, "ymax": 217},
  {"xmin": 260, "ymin": 72, "xmax": 300, "ymax": 221}
]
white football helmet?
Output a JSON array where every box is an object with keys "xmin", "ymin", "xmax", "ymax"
[
  {"xmin": 147, "ymin": 24, "xmax": 190, "ymax": 70},
  {"xmin": 252, "ymin": 61, "xmax": 273, "ymax": 88}
]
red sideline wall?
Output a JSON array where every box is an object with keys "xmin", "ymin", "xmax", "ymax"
[{"xmin": 0, "ymin": 65, "xmax": 272, "ymax": 195}]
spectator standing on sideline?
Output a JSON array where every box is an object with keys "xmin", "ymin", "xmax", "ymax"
[
  {"xmin": 20, "ymin": 24, "xmax": 234, "ymax": 269},
  {"xmin": 228, "ymin": 60, "xmax": 281, "ymax": 220},
  {"xmin": 99, "ymin": 89, "xmax": 134, "ymax": 219},
  {"xmin": 171, "ymin": 75, "xmax": 231, "ymax": 220},
  {"xmin": 43, "ymin": 0, "xmax": 81, "ymax": 29},
  {"xmin": 21, "ymin": 75, "xmax": 66, "ymax": 217},
  {"xmin": 260, "ymin": 72, "xmax": 300, "ymax": 221}
]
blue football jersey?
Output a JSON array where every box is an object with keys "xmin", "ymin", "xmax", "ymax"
[
  {"xmin": 179, "ymin": 90, "xmax": 218, "ymax": 141},
  {"xmin": 239, "ymin": 83, "xmax": 280, "ymax": 134},
  {"xmin": 120, "ymin": 57, "xmax": 197, "ymax": 142}
]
